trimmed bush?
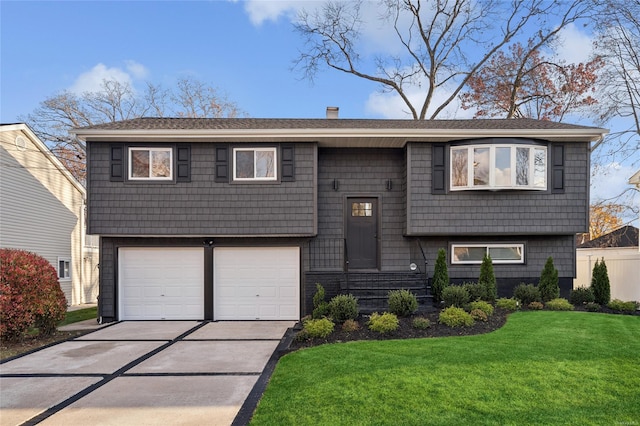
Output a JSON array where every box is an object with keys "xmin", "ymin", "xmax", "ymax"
[
  {"xmin": 470, "ymin": 309, "xmax": 488, "ymax": 322},
  {"xmin": 585, "ymin": 302, "xmax": 601, "ymax": 312},
  {"xmin": 388, "ymin": 289, "xmax": 418, "ymax": 317},
  {"xmin": 439, "ymin": 306, "xmax": 474, "ymax": 327},
  {"xmin": 478, "ymin": 254, "xmax": 497, "ymax": 302},
  {"xmin": 607, "ymin": 299, "xmax": 639, "ymax": 313},
  {"xmin": 1, "ymin": 249, "xmax": 67, "ymax": 340},
  {"xmin": 528, "ymin": 301, "xmax": 544, "ymax": 310},
  {"xmin": 432, "ymin": 248, "xmax": 449, "ymax": 304},
  {"xmin": 496, "ymin": 298, "xmax": 519, "ymax": 311},
  {"xmin": 442, "ymin": 285, "xmax": 470, "ymax": 308},
  {"xmin": 539, "ymin": 257, "xmax": 559, "ymax": 302},
  {"xmin": 341, "ymin": 319, "xmax": 360, "ymax": 332},
  {"xmin": 570, "ymin": 286, "xmax": 595, "ymax": 306},
  {"xmin": 546, "ymin": 298, "xmax": 574, "ymax": 311},
  {"xmin": 301, "ymin": 317, "xmax": 334, "ymax": 339},
  {"xmin": 513, "ymin": 283, "xmax": 540, "ymax": 305},
  {"xmin": 368, "ymin": 312, "xmax": 399, "ymax": 334},
  {"xmin": 468, "ymin": 300, "xmax": 494, "ymax": 317},
  {"xmin": 412, "ymin": 317, "xmax": 431, "ymax": 330},
  {"xmin": 463, "ymin": 282, "xmax": 487, "ymax": 302},
  {"xmin": 328, "ymin": 294, "xmax": 359, "ymax": 323},
  {"xmin": 591, "ymin": 258, "xmax": 611, "ymax": 305},
  {"xmin": 312, "ymin": 283, "xmax": 329, "ymax": 319}
]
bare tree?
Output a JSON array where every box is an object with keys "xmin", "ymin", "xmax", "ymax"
[
  {"xmin": 294, "ymin": 0, "xmax": 593, "ymax": 119},
  {"xmin": 20, "ymin": 76, "xmax": 244, "ymax": 182}
]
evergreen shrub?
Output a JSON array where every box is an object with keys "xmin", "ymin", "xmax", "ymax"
[
  {"xmin": 591, "ymin": 258, "xmax": 611, "ymax": 305},
  {"xmin": 539, "ymin": 257, "xmax": 560, "ymax": 302},
  {"xmin": 388, "ymin": 289, "xmax": 418, "ymax": 317},
  {"xmin": 368, "ymin": 312, "xmax": 399, "ymax": 334},
  {"xmin": 442, "ymin": 285, "xmax": 470, "ymax": 308},
  {"xmin": 478, "ymin": 254, "xmax": 497, "ymax": 302},
  {"xmin": 328, "ymin": 294, "xmax": 359, "ymax": 323},
  {"xmin": 513, "ymin": 283, "xmax": 540, "ymax": 305},
  {"xmin": 432, "ymin": 248, "xmax": 449, "ymax": 305}
]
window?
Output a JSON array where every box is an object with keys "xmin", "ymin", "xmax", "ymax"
[
  {"xmin": 58, "ymin": 258, "xmax": 71, "ymax": 279},
  {"xmin": 451, "ymin": 144, "xmax": 546, "ymax": 190},
  {"xmin": 451, "ymin": 244, "xmax": 525, "ymax": 264},
  {"xmin": 233, "ymin": 147, "xmax": 277, "ymax": 181},
  {"xmin": 352, "ymin": 202, "xmax": 373, "ymax": 217},
  {"xmin": 128, "ymin": 147, "xmax": 173, "ymax": 180}
]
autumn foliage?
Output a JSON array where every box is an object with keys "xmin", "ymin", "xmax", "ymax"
[{"xmin": 0, "ymin": 249, "xmax": 67, "ymax": 341}]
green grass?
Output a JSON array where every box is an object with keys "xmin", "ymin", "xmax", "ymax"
[
  {"xmin": 251, "ymin": 312, "xmax": 640, "ymax": 426},
  {"xmin": 58, "ymin": 306, "xmax": 98, "ymax": 326}
]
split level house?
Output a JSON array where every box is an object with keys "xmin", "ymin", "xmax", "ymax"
[
  {"xmin": 73, "ymin": 114, "xmax": 607, "ymax": 323},
  {"xmin": 1, "ymin": 123, "xmax": 99, "ymax": 305}
]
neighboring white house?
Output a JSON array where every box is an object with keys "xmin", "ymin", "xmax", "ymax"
[
  {"xmin": 0, "ymin": 123, "xmax": 98, "ymax": 305},
  {"xmin": 575, "ymin": 226, "xmax": 640, "ymax": 303}
]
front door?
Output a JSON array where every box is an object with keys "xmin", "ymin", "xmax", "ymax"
[{"xmin": 346, "ymin": 197, "xmax": 378, "ymax": 269}]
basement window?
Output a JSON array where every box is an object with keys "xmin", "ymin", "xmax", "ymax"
[{"xmin": 451, "ymin": 244, "xmax": 525, "ymax": 264}]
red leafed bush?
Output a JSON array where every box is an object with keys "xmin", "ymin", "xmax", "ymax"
[{"xmin": 0, "ymin": 249, "xmax": 67, "ymax": 340}]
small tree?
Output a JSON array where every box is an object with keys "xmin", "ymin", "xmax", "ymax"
[
  {"xmin": 311, "ymin": 283, "xmax": 329, "ymax": 319},
  {"xmin": 591, "ymin": 258, "xmax": 611, "ymax": 305},
  {"xmin": 538, "ymin": 257, "xmax": 560, "ymax": 302},
  {"xmin": 432, "ymin": 248, "xmax": 449, "ymax": 305},
  {"xmin": 478, "ymin": 254, "xmax": 497, "ymax": 303}
]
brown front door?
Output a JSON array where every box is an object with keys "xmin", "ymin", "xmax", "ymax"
[{"xmin": 346, "ymin": 197, "xmax": 378, "ymax": 269}]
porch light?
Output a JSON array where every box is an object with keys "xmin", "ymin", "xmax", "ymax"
[{"xmin": 409, "ymin": 262, "xmax": 417, "ymax": 271}]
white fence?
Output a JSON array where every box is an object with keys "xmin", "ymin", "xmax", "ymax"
[{"xmin": 574, "ymin": 247, "xmax": 640, "ymax": 302}]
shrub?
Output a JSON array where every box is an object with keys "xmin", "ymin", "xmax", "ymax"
[
  {"xmin": 342, "ymin": 319, "xmax": 360, "ymax": 332},
  {"xmin": 0, "ymin": 249, "xmax": 67, "ymax": 341},
  {"xmin": 607, "ymin": 299, "xmax": 639, "ymax": 313},
  {"xmin": 439, "ymin": 306, "xmax": 474, "ymax": 327},
  {"xmin": 570, "ymin": 286, "xmax": 595, "ymax": 306},
  {"xmin": 546, "ymin": 298, "xmax": 574, "ymax": 311},
  {"xmin": 585, "ymin": 302, "xmax": 601, "ymax": 312},
  {"xmin": 539, "ymin": 257, "xmax": 559, "ymax": 302},
  {"xmin": 591, "ymin": 258, "xmax": 611, "ymax": 305},
  {"xmin": 478, "ymin": 254, "xmax": 497, "ymax": 302},
  {"xmin": 463, "ymin": 282, "xmax": 487, "ymax": 302},
  {"xmin": 513, "ymin": 283, "xmax": 540, "ymax": 305},
  {"xmin": 496, "ymin": 298, "xmax": 519, "ymax": 311},
  {"xmin": 312, "ymin": 283, "xmax": 329, "ymax": 319},
  {"xmin": 470, "ymin": 309, "xmax": 488, "ymax": 322},
  {"xmin": 432, "ymin": 248, "xmax": 449, "ymax": 304},
  {"xmin": 468, "ymin": 300, "xmax": 494, "ymax": 317},
  {"xmin": 388, "ymin": 289, "xmax": 418, "ymax": 317},
  {"xmin": 442, "ymin": 285, "xmax": 470, "ymax": 308},
  {"xmin": 412, "ymin": 316, "xmax": 431, "ymax": 330},
  {"xmin": 328, "ymin": 294, "xmax": 359, "ymax": 323},
  {"xmin": 368, "ymin": 312, "xmax": 399, "ymax": 334},
  {"xmin": 528, "ymin": 301, "xmax": 544, "ymax": 310},
  {"xmin": 301, "ymin": 317, "xmax": 335, "ymax": 339}
]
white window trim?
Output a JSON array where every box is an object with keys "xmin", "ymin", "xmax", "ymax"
[
  {"xmin": 232, "ymin": 147, "xmax": 278, "ymax": 181},
  {"xmin": 128, "ymin": 147, "xmax": 173, "ymax": 181},
  {"xmin": 57, "ymin": 257, "xmax": 71, "ymax": 280},
  {"xmin": 451, "ymin": 244, "xmax": 525, "ymax": 264},
  {"xmin": 450, "ymin": 144, "xmax": 547, "ymax": 191}
]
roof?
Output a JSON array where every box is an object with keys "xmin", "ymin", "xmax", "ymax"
[
  {"xmin": 629, "ymin": 169, "xmax": 640, "ymax": 187},
  {"xmin": 578, "ymin": 226, "xmax": 639, "ymax": 248},
  {"xmin": 73, "ymin": 117, "xmax": 608, "ymax": 147}
]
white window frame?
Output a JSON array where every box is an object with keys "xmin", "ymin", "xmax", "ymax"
[
  {"xmin": 451, "ymin": 244, "xmax": 525, "ymax": 264},
  {"xmin": 450, "ymin": 144, "xmax": 547, "ymax": 191},
  {"xmin": 232, "ymin": 147, "xmax": 278, "ymax": 181},
  {"xmin": 58, "ymin": 257, "xmax": 71, "ymax": 280},
  {"xmin": 128, "ymin": 147, "xmax": 173, "ymax": 181}
]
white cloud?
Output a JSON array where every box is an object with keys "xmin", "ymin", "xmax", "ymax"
[
  {"xmin": 591, "ymin": 162, "xmax": 638, "ymax": 201},
  {"xmin": 553, "ymin": 23, "xmax": 594, "ymax": 64},
  {"xmin": 240, "ymin": 0, "xmax": 310, "ymax": 26},
  {"xmin": 69, "ymin": 62, "xmax": 148, "ymax": 94}
]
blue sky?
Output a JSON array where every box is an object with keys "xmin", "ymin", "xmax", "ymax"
[{"xmin": 1, "ymin": 0, "xmax": 638, "ymax": 223}]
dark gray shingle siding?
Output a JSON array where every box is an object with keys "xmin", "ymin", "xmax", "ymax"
[{"xmin": 88, "ymin": 142, "xmax": 316, "ymax": 236}]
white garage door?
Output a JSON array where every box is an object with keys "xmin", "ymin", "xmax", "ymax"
[
  {"xmin": 119, "ymin": 247, "xmax": 204, "ymax": 320},
  {"xmin": 214, "ymin": 247, "xmax": 300, "ymax": 320}
]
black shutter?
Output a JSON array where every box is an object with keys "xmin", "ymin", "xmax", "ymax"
[
  {"xmin": 215, "ymin": 145, "xmax": 229, "ymax": 183},
  {"xmin": 176, "ymin": 145, "xmax": 191, "ymax": 182},
  {"xmin": 432, "ymin": 144, "xmax": 446, "ymax": 194},
  {"xmin": 551, "ymin": 144, "xmax": 564, "ymax": 193},
  {"xmin": 110, "ymin": 145, "xmax": 124, "ymax": 182},
  {"xmin": 281, "ymin": 144, "xmax": 295, "ymax": 182}
]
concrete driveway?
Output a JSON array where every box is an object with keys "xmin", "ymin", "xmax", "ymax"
[{"xmin": 0, "ymin": 321, "xmax": 295, "ymax": 426}]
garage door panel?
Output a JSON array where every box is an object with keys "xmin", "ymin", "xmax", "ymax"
[
  {"xmin": 119, "ymin": 248, "xmax": 204, "ymax": 320},
  {"xmin": 214, "ymin": 247, "xmax": 299, "ymax": 320}
]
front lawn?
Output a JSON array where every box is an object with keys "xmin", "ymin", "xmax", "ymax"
[{"xmin": 251, "ymin": 311, "xmax": 640, "ymax": 425}]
